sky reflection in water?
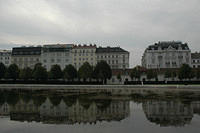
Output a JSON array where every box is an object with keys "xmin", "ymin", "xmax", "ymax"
[{"xmin": 0, "ymin": 89, "xmax": 200, "ymax": 133}]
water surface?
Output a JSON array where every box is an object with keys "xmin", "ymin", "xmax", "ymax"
[{"xmin": 0, "ymin": 89, "xmax": 200, "ymax": 133}]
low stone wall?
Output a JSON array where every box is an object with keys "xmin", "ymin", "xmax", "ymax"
[{"xmin": 0, "ymin": 84, "xmax": 200, "ymax": 92}]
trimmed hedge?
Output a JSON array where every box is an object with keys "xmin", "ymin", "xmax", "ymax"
[
  {"xmin": 0, "ymin": 80, "xmax": 103, "ymax": 85},
  {"xmin": 124, "ymin": 81, "xmax": 200, "ymax": 85}
]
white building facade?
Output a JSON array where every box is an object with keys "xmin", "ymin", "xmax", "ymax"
[
  {"xmin": 191, "ymin": 52, "xmax": 200, "ymax": 68},
  {"xmin": 0, "ymin": 50, "xmax": 11, "ymax": 67},
  {"xmin": 41, "ymin": 44, "xmax": 73, "ymax": 71},
  {"xmin": 142, "ymin": 41, "xmax": 191, "ymax": 69},
  {"xmin": 96, "ymin": 47, "xmax": 129, "ymax": 69},
  {"xmin": 8, "ymin": 44, "xmax": 130, "ymax": 72},
  {"xmin": 142, "ymin": 100, "xmax": 193, "ymax": 126}
]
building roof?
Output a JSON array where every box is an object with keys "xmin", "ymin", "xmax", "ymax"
[
  {"xmin": 0, "ymin": 50, "xmax": 11, "ymax": 55},
  {"xmin": 42, "ymin": 44, "xmax": 73, "ymax": 53},
  {"xmin": 42, "ymin": 47, "xmax": 71, "ymax": 52},
  {"xmin": 73, "ymin": 44, "xmax": 96, "ymax": 49},
  {"xmin": 43, "ymin": 44, "xmax": 74, "ymax": 48},
  {"xmin": 0, "ymin": 49, "xmax": 11, "ymax": 52},
  {"xmin": 191, "ymin": 52, "xmax": 200, "ymax": 59},
  {"xmin": 112, "ymin": 69, "xmax": 132, "ymax": 76},
  {"xmin": 147, "ymin": 41, "xmax": 190, "ymax": 51},
  {"xmin": 96, "ymin": 47, "xmax": 129, "ymax": 53},
  {"xmin": 12, "ymin": 47, "xmax": 42, "ymax": 55}
]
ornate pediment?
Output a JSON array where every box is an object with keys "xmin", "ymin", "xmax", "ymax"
[{"xmin": 167, "ymin": 45, "xmax": 176, "ymax": 50}]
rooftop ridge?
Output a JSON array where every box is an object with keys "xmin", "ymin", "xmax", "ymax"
[
  {"xmin": 96, "ymin": 46, "xmax": 129, "ymax": 53},
  {"xmin": 146, "ymin": 41, "xmax": 190, "ymax": 51}
]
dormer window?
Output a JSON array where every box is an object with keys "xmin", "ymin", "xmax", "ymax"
[
  {"xmin": 167, "ymin": 45, "xmax": 174, "ymax": 50},
  {"xmin": 178, "ymin": 45, "xmax": 182, "ymax": 50}
]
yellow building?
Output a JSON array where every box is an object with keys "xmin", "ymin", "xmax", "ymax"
[{"xmin": 71, "ymin": 44, "xmax": 97, "ymax": 70}]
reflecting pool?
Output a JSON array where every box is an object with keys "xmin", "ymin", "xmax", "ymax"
[{"xmin": 0, "ymin": 89, "xmax": 200, "ymax": 133}]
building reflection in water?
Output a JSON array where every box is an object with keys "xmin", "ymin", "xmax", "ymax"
[
  {"xmin": 192, "ymin": 101, "xmax": 200, "ymax": 115},
  {"xmin": 142, "ymin": 100, "xmax": 194, "ymax": 127},
  {"xmin": 0, "ymin": 91, "xmax": 130, "ymax": 124},
  {"xmin": 1, "ymin": 90, "xmax": 200, "ymax": 127},
  {"xmin": 0, "ymin": 102, "xmax": 10, "ymax": 117}
]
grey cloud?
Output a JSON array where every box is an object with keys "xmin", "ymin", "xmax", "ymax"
[{"xmin": 0, "ymin": 0, "xmax": 200, "ymax": 67}]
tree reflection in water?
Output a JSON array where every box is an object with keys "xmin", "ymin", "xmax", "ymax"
[
  {"xmin": 0, "ymin": 89, "xmax": 200, "ymax": 127},
  {"xmin": 0, "ymin": 90, "xmax": 130, "ymax": 124}
]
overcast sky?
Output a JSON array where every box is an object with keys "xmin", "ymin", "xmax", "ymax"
[{"xmin": 0, "ymin": 0, "xmax": 200, "ymax": 67}]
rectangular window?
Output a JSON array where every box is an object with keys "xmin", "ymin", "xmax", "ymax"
[
  {"xmin": 158, "ymin": 56, "xmax": 163, "ymax": 60},
  {"xmin": 152, "ymin": 58, "xmax": 155, "ymax": 64},
  {"xmin": 178, "ymin": 56, "xmax": 183, "ymax": 59},
  {"xmin": 52, "ymin": 53, "xmax": 55, "ymax": 56}
]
